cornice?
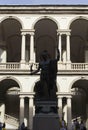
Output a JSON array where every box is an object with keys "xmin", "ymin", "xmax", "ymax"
[{"xmin": 0, "ymin": 5, "xmax": 88, "ymax": 14}]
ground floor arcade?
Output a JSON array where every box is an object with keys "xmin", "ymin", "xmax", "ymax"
[{"xmin": 0, "ymin": 75, "xmax": 88, "ymax": 130}]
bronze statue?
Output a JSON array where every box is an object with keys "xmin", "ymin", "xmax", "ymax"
[{"xmin": 30, "ymin": 49, "xmax": 60, "ymax": 98}]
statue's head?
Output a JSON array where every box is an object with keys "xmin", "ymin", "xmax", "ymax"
[{"xmin": 40, "ymin": 50, "xmax": 50, "ymax": 61}]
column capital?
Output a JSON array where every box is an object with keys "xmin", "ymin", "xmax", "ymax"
[
  {"xmin": 66, "ymin": 95, "xmax": 72, "ymax": 99},
  {"xmin": 29, "ymin": 31, "xmax": 35, "ymax": 36},
  {"xmin": 56, "ymin": 92, "xmax": 72, "ymax": 97},
  {"xmin": 56, "ymin": 92, "xmax": 63, "ymax": 98},
  {"xmin": 29, "ymin": 92, "xmax": 35, "ymax": 99},
  {"xmin": 21, "ymin": 29, "xmax": 35, "ymax": 35},
  {"xmin": 19, "ymin": 95, "xmax": 25, "ymax": 98},
  {"xmin": 57, "ymin": 30, "xmax": 62, "ymax": 36},
  {"xmin": 28, "ymin": 95, "xmax": 34, "ymax": 99},
  {"xmin": 66, "ymin": 32, "xmax": 71, "ymax": 36},
  {"xmin": 19, "ymin": 92, "xmax": 35, "ymax": 97},
  {"xmin": 57, "ymin": 95, "xmax": 63, "ymax": 99},
  {"xmin": 57, "ymin": 29, "xmax": 71, "ymax": 35},
  {"xmin": 21, "ymin": 32, "xmax": 26, "ymax": 36}
]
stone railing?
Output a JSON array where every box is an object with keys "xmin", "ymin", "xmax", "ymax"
[
  {"xmin": 71, "ymin": 63, "xmax": 88, "ymax": 70},
  {"xmin": 58, "ymin": 62, "xmax": 88, "ymax": 70},
  {"xmin": 0, "ymin": 62, "xmax": 88, "ymax": 71},
  {"xmin": 0, "ymin": 62, "xmax": 39, "ymax": 70},
  {"xmin": 4, "ymin": 114, "xmax": 19, "ymax": 127},
  {"xmin": 0, "ymin": 62, "xmax": 20, "ymax": 70}
]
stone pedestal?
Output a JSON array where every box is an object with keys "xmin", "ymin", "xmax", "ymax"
[{"xmin": 33, "ymin": 114, "xmax": 60, "ymax": 130}]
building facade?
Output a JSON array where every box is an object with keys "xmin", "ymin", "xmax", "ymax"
[{"xmin": 0, "ymin": 5, "xmax": 88, "ymax": 130}]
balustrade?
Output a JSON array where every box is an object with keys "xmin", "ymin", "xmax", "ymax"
[
  {"xmin": 4, "ymin": 114, "xmax": 19, "ymax": 127},
  {"xmin": 0, "ymin": 62, "xmax": 87, "ymax": 71}
]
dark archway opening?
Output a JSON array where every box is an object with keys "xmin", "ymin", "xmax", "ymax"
[
  {"xmin": 70, "ymin": 18, "xmax": 88, "ymax": 63},
  {"xmin": 0, "ymin": 78, "xmax": 20, "ymax": 118},
  {"xmin": 0, "ymin": 18, "xmax": 22, "ymax": 62},
  {"xmin": 34, "ymin": 18, "xmax": 58, "ymax": 62},
  {"xmin": 71, "ymin": 79, "xmax": 88, "ymax": 122}
]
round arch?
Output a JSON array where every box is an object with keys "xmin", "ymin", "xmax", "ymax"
[
  {"xmin": 68, "ymin": 76, "xmax": 88, "ymax": 92},
  {"xmin": 31, "ymin": 77, "xmax": 60, "ymax": 94},
  {"xmin": 0, "ymin": 15, "xmax": 23, "ymax": 28},
  {"xmin": 0, "ymin": 17, "xmax": 22, "ymax": 62},
  {"xmin": 31, "ymin": 16, "xmax": 59, "ymax": 29},
  {"xmin": 34, "ymin": 17, "xmax": 59, "ymax": 62},
  {"xmin": 0, "ymin": 76, "xmax": 22, "ymax": 91},
  {"xmin": 68, "ymin": 16, "xmax": 88, "ymax": 63},
  {"xmin": 68, "ymin": 16, "xmax": 88, "ymax": 29},
  {"xmin": 0, "ymin": 76, "xmax": 21, "ymax": 121},
  {"xmin": 56, "ymin": 81, "xmax": 60, "ymax": 92},
  {"xmin": 69, "ymin": 77, "xmax": 88, "ymax": 121},
  {"xmin": 31, "ymin": 78, "xmax": 40, "ymax": 92}
]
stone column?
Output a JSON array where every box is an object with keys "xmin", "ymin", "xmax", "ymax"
[
  {"xmin": 58, "ymin": 33, "xmax": 62, "ymax": 62},
  {"xmin": 1, "ymin": 104, "xmax": 5, "ymax": 123},
  {"xmin": 67, "ymin": 96, "xmax": 72, "ymax": 130},
  {"xmin": 21, "ymin": 32, "xmax": 26, "ymax": 63},
  {"xmin": 19, "ymin": 96, "xmax": 25, "ymax": 125},
  {"xmin": 29, "ymin": 31, "xmax": 35, "ymax": 63},
  {"xmin": 66, "ymin": 32, "xmax": 71, "ymax": 62},
  {"xmin": 57, "ymin": 95, "xmax": 63, "ymax": 119},
  {"xmin": 86, "ymin": 104, "xmax": 88, "ymax": 129},
  {"xmin": 29, "ymin": 95, "xmax": 34, "ymax": 130},
  {"xmin": 63, "ymin": 104, "xmax": 67, "ymax": 124}
]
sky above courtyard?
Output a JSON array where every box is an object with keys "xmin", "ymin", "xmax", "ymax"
[{"xmin": 0, "ymin": 0, "xmax": 88, "ymax": 5}]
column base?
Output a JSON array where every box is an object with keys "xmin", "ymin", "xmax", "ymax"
[{"xmin": 20, "ymin": 60, "xmax": 26, "ymax": 69}]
